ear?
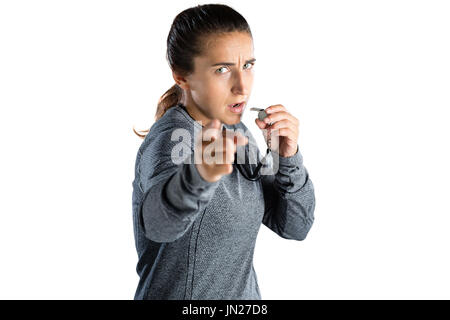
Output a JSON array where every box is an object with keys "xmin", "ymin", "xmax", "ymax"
[{"xmin": 172, "ymin": 71, "xmax": 189, "ymax": 90}]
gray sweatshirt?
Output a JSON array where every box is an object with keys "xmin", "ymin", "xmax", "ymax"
[{"xmin": 131, "ymin": 104, "xmax": 315, "ymax": 300}]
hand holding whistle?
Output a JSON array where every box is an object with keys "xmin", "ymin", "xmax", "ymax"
[{"xmin": 251, "ymin": 105, "xmax": 299, "ymax": 158}]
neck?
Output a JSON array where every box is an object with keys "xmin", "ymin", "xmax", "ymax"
[{"xmin": 182, "ymin": 95, "xmax": 212, "ymax": 127}]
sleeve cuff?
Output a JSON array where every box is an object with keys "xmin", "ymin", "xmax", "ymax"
[
  {"xmin": 276, "ymin": 145, "xmax": 304, "ymax": 168},
  {"xmin": 184, "ymin": 162, "xmax": 221, "ymax": 196},
  {"xmin": 272, "ymin": 145, "xmax": 307, "ymax": 193}
]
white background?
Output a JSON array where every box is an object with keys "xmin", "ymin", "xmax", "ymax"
[{"xmin": 1, "ymin": 0, "xmax": 449, "ymax": 299}]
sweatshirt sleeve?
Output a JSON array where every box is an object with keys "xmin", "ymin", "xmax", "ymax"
[
  {"xmin": 137, "ymin": 122, "xmax": 220, "ymax": 243},
  {"xmin": 259, "ymin": 146, "xmax": 316, "ymax": 241}
]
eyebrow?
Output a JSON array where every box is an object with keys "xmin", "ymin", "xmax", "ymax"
[{"xmin": 211, "ymin": 58, "xmax": 256, "ymax": 67}]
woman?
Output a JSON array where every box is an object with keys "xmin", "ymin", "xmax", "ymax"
[{"xmin": 132, "ymin": 4, "xmax": 315, "ymax": 300}]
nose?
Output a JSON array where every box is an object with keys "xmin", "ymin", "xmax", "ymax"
[{"xmin": 231, "ymin": 70, "xmax": 251, "ymax": 96}]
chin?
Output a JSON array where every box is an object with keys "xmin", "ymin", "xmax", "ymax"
[{"xmin": 223, "ymin": 116, "xmax": 242, "ymax": 126}]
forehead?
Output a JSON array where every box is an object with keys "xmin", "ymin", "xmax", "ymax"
[{"xmin": 198, "ymin": 32, "xmax": 254, "ymax": 63}]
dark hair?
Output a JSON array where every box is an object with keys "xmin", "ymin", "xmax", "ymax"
[{"xmin": 133, "ymin": 3, "xmax": 252, "ymax": 138}]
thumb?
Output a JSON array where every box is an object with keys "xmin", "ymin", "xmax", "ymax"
[
  {"xmin": 203, "ymin": 119, "xmax": 222, "ymax": 141},
  {"xmin": 206, "ymin": 119, "xmax": 222, "ymax": 130},
  {"xmin": 255, "ymin": 118, "xmax": 268, "ymax": 129}
]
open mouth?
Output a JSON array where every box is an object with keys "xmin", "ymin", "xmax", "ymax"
[{"xmin": 227, "ymin": 101, "xmax": 245, "ymax": 113}]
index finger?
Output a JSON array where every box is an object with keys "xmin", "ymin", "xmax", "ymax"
[{"xmin": 265, "ymin": 104, "xmax": 286, "ymax": 114}]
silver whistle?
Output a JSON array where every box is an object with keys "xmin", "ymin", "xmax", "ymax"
[
  {"xmin": 250, "ymin": 107, "xmax": 272, "ymax": 152},
  {"xmin": 250, "ymin": 107, "xmax": 268, "ymax": 121}
]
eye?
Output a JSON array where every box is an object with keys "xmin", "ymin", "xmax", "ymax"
[
  {"xmin": 243, "ymin": 62, "xmax": 255, "ymax": 70},
  {"xmin": 215, "ymin": 66, "xmax": 228, "ymax": 74}
]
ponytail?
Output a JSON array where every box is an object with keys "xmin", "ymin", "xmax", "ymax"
[
  {"xmin": 132, "ymin": 84, "xmax": 183, "ymax": 139},
  {"xmin": 155, "ymin": 84, "xmax": 183, "ymax": 122}
]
